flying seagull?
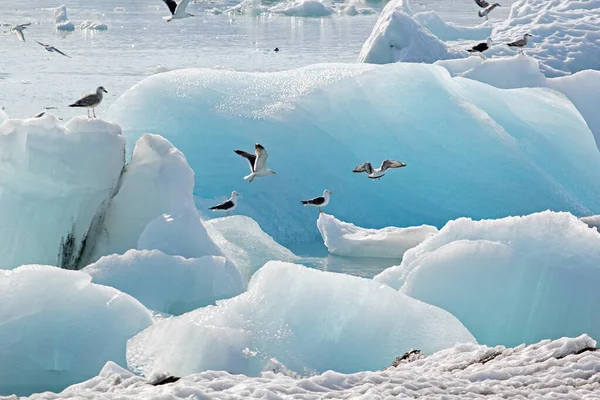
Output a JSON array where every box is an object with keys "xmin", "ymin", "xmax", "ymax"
[
  {"xmin": 507, "ymin": 33, "xmax": 533, "ymax": 54},
  {"xmin": 467, "ymin": 38, "xmax": 493, "ymax": 59},
  {"xmin": 35, "ymin": 40, "xmax": 71, "ymax": 58},
  {"xmin": 69, "ymin": 86, "xmax": 107, "ymax": 118},
  {"xmin": 162, "ymin": 0, "xmax": 194, "ymax": 22},
  {"xmin": 234, "ymin": 143, "xmax": 276, "ymax": 183},
  {"xmin": 477, "ymin": 2, "xmax": 500, "ymax": 20},
  {"xmin": 10, "ymin": 23, "xmax": 30, "ymax": 42},
  {"xmin": 353, "ymin": 159, "xmax": 406, "ymax": 180},
  {"xmin": 301, "ymin": 189, "xmax": 332, "ymax": 213},
  {"xmin": 209, "ymin": 191, "xmax": 238, "ymax": 217}
]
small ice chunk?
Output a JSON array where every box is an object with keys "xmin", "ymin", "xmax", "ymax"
[{"xmin": 79, "ymin": 20, "xmax": 108, "ymax": 30}]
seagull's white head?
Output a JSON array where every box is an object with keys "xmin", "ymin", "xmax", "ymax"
[
  {"xmin": 487, "ymin": 37, "xmax": 494, "ymax": 45},
  {"xmin": 97, "ymin": 86, "xmax": 108, "ymax": 94},
  {"xmin": 524, "ymin": 33, "xmax": 532, "ymax": 38},
  {"xmin": 231, "ymin": 191, "xmax": 238, "ymax": 199},
  {"xmin": 324, "ymin": 189, "xmax": 332, "ymax": 196}
]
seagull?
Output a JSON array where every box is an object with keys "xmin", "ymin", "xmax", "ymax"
[
  {"xmin": 35, "ymin": 40, "xmax": 71, "ymax": 58},
  {"xmin": 234, "ymin": 143, "xmax": 276, "ymax": 183},
  {"xmin": 507, "ymin": 33, "xmax": 533, "ymax": 54},
  {"xmin": 10, "ymin": 23, "xmax": 30, "ymax": 42},
  {"xmin": 353, "ymin": 159, "xmax": 406, "ymax": 180},
  {"xmin": 209, "ymin": 191, "xmax": 238, "ymax": 216},
  {"xmin": 477, "ymin": 2, "xmax": 500, "ymax": 20},
  {"xmin": 68, "ymin": 86, "xmax": 107, "ymax": 118},
  {"xmin": 162, "ymin": 0, "xmax": 194, "ymax": 22},
  {"xmin": 467, "ymin": 38, "xmax": 493, "ymax": 59},
  {"xmin": 301, "ymin": 189, "xmax": 332, "ymax": 213}
]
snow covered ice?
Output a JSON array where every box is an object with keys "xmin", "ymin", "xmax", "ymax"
[
  {"xmin": 0, "ymin": 265, "xmax": 152, "ymax": 396},
  {"xmin": 376, "ymin": 211, "xmax": 600, "ymax": 347},
  {"xmin": 317, "ymin": 213, "xmax": 437, "ymax": 258},
  {"xmin": 127, "ymin": 261, "xmax": 475, "ymax": 379},
  {"xmin": 413, "ymin": 10, "xmax": 492, "ymax": 41}
]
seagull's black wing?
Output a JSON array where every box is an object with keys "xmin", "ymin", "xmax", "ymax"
[
  {"xmin": 53, "ymin": 47, "xmax": 71, "ymax": 58},
  {"xmin": 34, "ymin": 40, "xmax": 47, "ymax": 47},
  {"xmin": 235, "ymin": 150, "xmax": 257, "ymax": 172},
  {"xmin": 474, "ymin": 0, "xmax": 490, "ymax": 8},
  {"xmin": 301, "ymin": 196, "xmax": 325, "ymax": 205},
  {"xmin": 162, "ymin": 0, "xmax": 178, "ymax": 15},
  {"xmin": 353, "ymin": 162, "xmax": 373, "ymax": 175},
  {"xmin": 380, "ymin": 159, "xmax": 406, "ymax": 172},
  {"xmin": 468, "ymin": 42, "xmax": 488, "ymax": 52},
  {"xmin": 209, "ymin": 199, "xmax": 234, "ymax": 210}
]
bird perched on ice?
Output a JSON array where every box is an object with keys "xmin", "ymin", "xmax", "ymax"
[
  {"xmin": 35, "ymin": 40, "xmax": 70, "ymax": 58},
  {"xmin": 474, "ymin": 0, "xmax": 500, "ymax": 20},
  {"xmin": 234, "ymin": 143, "xmax": 276, "ymax": 183},
  {"xmin": 467, "ymin": 38, "xmax": 493, "ymax": 59},
  {"xmin": 161, "ymin": 0, "xmax": 194, "ymax": 21},
  {"xmin": 353, "ymin": 159, "xmax": 406, "ymax": 180},
  {"xmin": 68, "ymin": 86, "xmax": 107, "ymax": 118},
  {"xmin": 301, "ymin": 189, "xmax": 332, "ymax": 213},
  {"xmin": 507, "ymin": 33, "xmax": 533, "ymax": 54},
  {"xmin": 10, "ymin": 23, "xmax": 30, "ymax": 42},
  {"xmin": 209, "ymin": 191, "xmax": 238, "ymax": 216}
]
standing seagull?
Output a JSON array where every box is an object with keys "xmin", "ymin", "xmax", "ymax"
[
  {"xmin": 162, "ymin": 0, "xmax": 194, "ymax": 22},
  {"xmin": 35, "ymin": 41, "xmax": 71, "ymax": 58},
  {"xmin": 69, "ymin": 86, "xmax": 107, "ymax": 118},
  {"xmin": 10, "ymin": 23, "xmax": 30, "ymax": 42},
  {"xmin": 467, "ymin": 37, "xmax": 493, "ymax": 59},
  {"xmin": 209, "ymin": 191, "xmax": 238, "ymax": 216},
  {"xmin": 301, "ymin": 189, "xmax": 332, "ymax": 213},
  {"xmin": 507, "ymin": 33, "xmax": 533, "ymax": 54},
  {"xmin": 234, "ymin": 143, "xmax": 276, "ymax": 183},
  {"xmin": 353, "ymin": 159, "xmax": 406, "ymax": 180},
  {"xmin": 475, "ymin": 1, "xmax": 501, "ymax": 20}
]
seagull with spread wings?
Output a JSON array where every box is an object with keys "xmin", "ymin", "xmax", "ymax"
[
  {"xmin": 353, "ymin": 159, "xmax": 406, "ymax": 180},
  {"xmin": 35, "ymin": 41, "xmax": 71, "ymax": 58},
  {"xmin": 10, "ymin": 23, "xmax": 30, "ymax": 42},
  {"xmin": 161, "ymin": 0, "xmax": 194, "ymax": 22},
  {"xmin": 234, "ymin": 143, "xmax": 276, "ymax": 183}
]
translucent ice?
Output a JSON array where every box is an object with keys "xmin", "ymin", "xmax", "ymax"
[{"xmin": 54, "ymin": 5, "xmax": 75, "ymax": 31}]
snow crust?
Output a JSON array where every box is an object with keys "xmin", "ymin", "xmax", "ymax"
[
  {"xmin": 55, "ymin": 5, "xmax": 75, "ymax": 31},
  {"xmin": 27, "ymin": 335, "xmax": 600, "ymax": 399},
  {"xmin": 376, "ymin": 211, "xmax": 600, "ymax": 347},
  {"xmin": 0, "ymin": 265, "xmax": 152, "ymax": 396},
  {"xmin": 127, "ymin": 261, "xmax": 474, "ymax": 378},
  {"xmin": 317, "ymin": 213, "xmax": 437, "ymax": 258},
  {"xmin": 413, "ymin": 11, "xmax": 492, "ymax": 41},
  {"xmin": 108, "ymin": 63, "xmax": 600, "ymax": 244},
  {"xmin": 83, "ymin": 249, "xmax": 244, "ymax": 315},
  {"xmin": 359, "ymin": 0, "xmax": 464, "ymax": 64}
]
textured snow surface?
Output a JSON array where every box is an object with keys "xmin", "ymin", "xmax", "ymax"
[
  {"xmin": 376, "ymin": 211, "xmax": 600, "ymax": 347},
  {"xmin": 204, "ymin": 215, "xmax": 298, "ymax": 284},
  {"xmin": 127, "ymin": 261, "xmax": 474, "ymax": 378},
  {"xmin": 0, "ymin": 265, "xmax": 152, "ymax": 396},
  {"xmin": 0, "ymin": 115, "xmax": 125, "ymax": 269},
  {"xmin": 26, "ymin": 336, "xmax": 600, "ymax": 399},
  {"xmin": 108, "ymin": 63, "xmax": 600, "ymax": 244},
  {"xmin": 413, "ymin": 10, "xmax": 492, "ymax": 41},
  {"xmin": 317, "ymin": 213, "xmax": 437, "ymax": 258},
  {"xmin": 83, "ymin": 249, "xmax": 244, "ymax": 315},
  {"xmin": 359, "ymin": 0, "xmax": 464, "ymax": 64}
]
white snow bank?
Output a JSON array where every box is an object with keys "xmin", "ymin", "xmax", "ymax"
[
  {"xmin": 491, "ymin": 0, "xmax": 600, "ymax": 76},
  {"xmin": 413, "ymin": 11, "xmax": 492, "ymax": 41},
  {"xmin": 0, "ymin": 115, "xmax": 124, "ymax": 270},
  {"xmin": 204, "ymin": 215, "xmax": 298, "ymax": 283},
  {"xmin": 127, "ymin": 261, "xmax": 475, "ymax": 378},
  {"xmin": 84, "ymin": 249, "xmax": 244, "ymax": 315},
  {"xmin": 271, "ymin": 0, "xmax": 333, "ymax": 17},
  {"xmin": 108, "ymin": 63, "xmax": 600, "ymax": 244},
  {"xmin": 55, "ymin": 5, "xmax": 75, "ymax": 31},
  {"xmin": 317, "ymin": 213, "xmax": 437, "ymax": 258},
  {"xmin": 0, "ymin": 265, "xmax": 152, "ymax": 396},
  {"xmin": 79, "ymin": 20, "xmax": 108, "ymax": 30},
  {"xmin": 376, "ymin": 211, "xmax": 600, "ymax": 347},
  {"xmin": 359, "ymin": 0, "xmax": 464, "ymax": 64},
  {"xmin": 33, "ymin": 336, "xmax": 600, "ymax": 399}
]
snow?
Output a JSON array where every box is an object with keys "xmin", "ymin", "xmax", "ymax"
[
  {"xmin": 127, "ymin": 261, "xmax": 475, "ymax": 378},
  {"xmin": 271, "ymin": 0, "xmax": 333, "ymax": 17},
  {"xmin": 0, "ymin": 115, "xmax": 124, "ymax": 270},
  {"xmin": 359, "ymin": 0, "xmax": 464, "ymax": 64},
  {"xmin": 204, "ymin": 216, "xmax": 298, "ymax": 283},
  {"xmin": 79, "ymin": 20, "xmax": 108, "ymax": 30},
  {"xmin": 317, "ymin": 213, "xmax": 437, "ymax": 258},
  {"xmin": 54, "ymin": 5, "xmax": 75, "ymax": 31},
  {"xmin": 26, "ymin": 335, "xmax": 600, "ymax": 399},
  {"xmin": 0, "ymin": 265, "xmax": 152, "ymax": 396},
  {"xmin": 413, "ymin": 11, "xmax": 492, "ymax": 41},
  {"xmin": 108, "ymin": 63, "xmax": 600, "ymax": 244},
  {"xmin": 376, "ymin": 211, "xmax": 600, "ymax": 347},
  {"xmin": 83, "ymin": 249, "xmax": 244, "ymax": 315},
  {"xmin": 0, "ymin": 108, "xmax": 7, "ymax": 124}
]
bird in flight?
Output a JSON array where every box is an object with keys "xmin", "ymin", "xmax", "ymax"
[
  {"xmin": 11, "ymin": 23, "xmax": 30, "ymax": 42},
  {"xmin": 353, "ymin": 159, "xmax": 406, "ymax": 180},
  {"xmin": 161, "ymin": 0, "xmax": 194, "ymax": 22},
  {"xmin": 234, "ymin": 143, "xmax": 276, "ymax": 183},
  {"xmin": 35, "ymin": 41, "xmax": 71, "ymax": 58}
]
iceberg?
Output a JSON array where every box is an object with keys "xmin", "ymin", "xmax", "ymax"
[
  {"xmin": 83, "ymin": 249, "xmax": 244, "ymax": 315},
  {"xmin": 127, "ymin": 261, "xmax": 475, "ymax": 378},
  {"xmin": 55, "ymin": 5, "xmax": 75, "ymax": 31},
  {"xmin": 358, "ymin": 0, "xmax": 464, "ymax": 64},
  {"xmin": 204, "ymin": 215, "xmax": 298, "ymax": 283},
  {"xmin": 108, "ymin": 63, "xmax": 600, "ymax": 245},
  {"xmin": 0, "ymin": 265, "xmax": 152, "ymax": 396},
  {"xmin": 317, "ymin": 213, "xmax": 437, "ymax": 258},
  {"xmin": 376, "ymin": 211, "xmax": 600, "ymax": 347},
  {"xmin": 79, "ymin": 20, "xmax": 108, "ymax": 30},
  {"xmin": 271, "ymin": 0, "xmax": 333, "ymax": 17},
  {"xmin": 413, "ymin": 11, "xmax": 492, "ymax": 41}
]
